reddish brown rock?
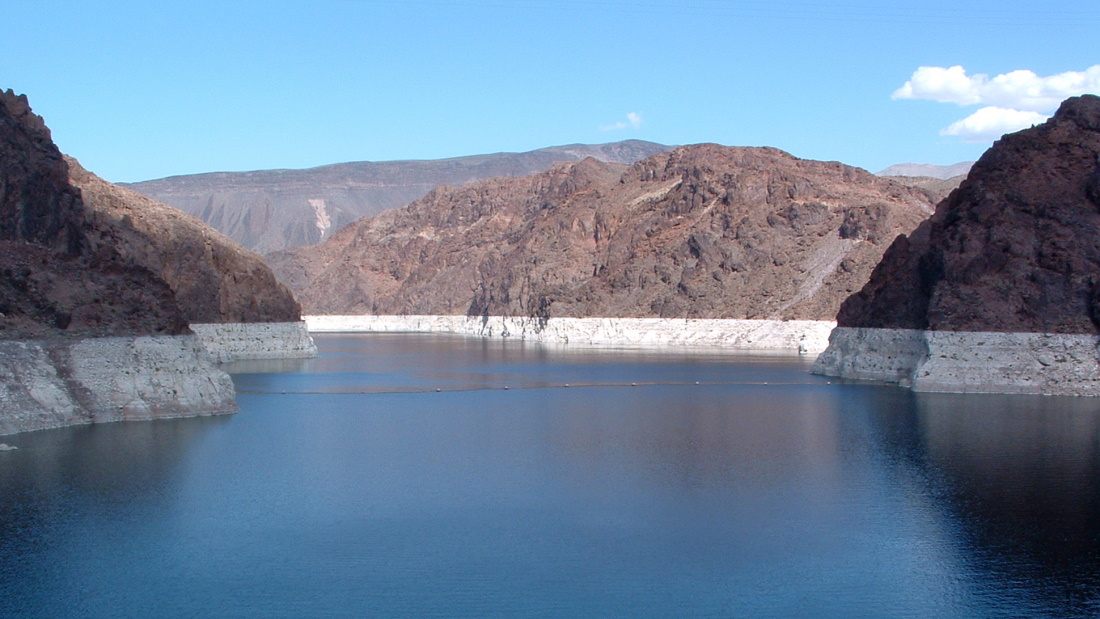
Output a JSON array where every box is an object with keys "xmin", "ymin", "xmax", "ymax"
[
  {"xmin": 837, "ymin": 94, "xmax": 1100, "ymax": 333},
  {"xmin": 68, "ymin": 158, "xmax": 302, "ymax": 324},
  {"xmin": 0, "ymin": 91, "xmax": 84, "ymax": 256},
  {"xmin": 0, "ymin": 89, "xmax": 300, "ymax": 339},
  {"xmin": 0, "ymin": 89, "xmax": 187, "ymax": 338},
  {"xmin": 270, "ymin": 144, "xmax": 937, "ymax": 320}
]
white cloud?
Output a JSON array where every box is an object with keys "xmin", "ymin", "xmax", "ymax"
[
  {"xmin": 894, "ymin": 64, "xmax": 1100, "ymax": 142},
  {"xmin": 894, "ymin": 64, "xmax": 1100, "ymax": 111},
  {"xmin": 600, "ymin": 111, "xmax": 643, "ymax": 131},
  {"xmin": 940, "ymin": 106, "xmax": 1050, "ymax": 142}
]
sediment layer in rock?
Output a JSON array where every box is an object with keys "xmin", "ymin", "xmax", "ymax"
[
  {"xmin": 813, "ymin": 327, "xmax": 1100, "ymax": 396},
  {"xmin": 0, "ymin": 334, "xmax": 237, "ymax": 436},
  {"xmin": 305, "ymin": 315, "xmax": 836, "ymax": 353},
  {"xmin": 190, "ymin": 322, "xmax": 318, "ymax": 362}
]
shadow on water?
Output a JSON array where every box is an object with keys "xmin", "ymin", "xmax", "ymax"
[
  {"xmin": 854, "ymin": 387, "xmax": 1100, "ymax": 615},
  {"xmin": 916, "ymin": 393, "xmax": 1100, "ymax": 614}
]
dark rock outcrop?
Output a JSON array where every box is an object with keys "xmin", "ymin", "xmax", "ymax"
[
  {"xmin": 270, "ymin": 144, "xmax": 937, "ymax": 321},
  {"xmin": 0, "ymin": 89, "xmax": 187, "ymax": 338},
  {"xmin": 838, "ymin": 95, "xmax": 1100, "ymax": 334},
  {"xmin": 126, "ymin": 141, "xmax": 674, "ymax": 254},
  {"xmin": 0, "ymin": 89, "xmax": 301, "ymax": 338},
  {"xmin": 0, "ymin": 92, "xmax": 84, "ymax": 256}
]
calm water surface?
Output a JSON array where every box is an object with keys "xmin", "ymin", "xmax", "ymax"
[{"xmin": 1, "ymin": 333, "xmax": 1099, "ymax": 617}]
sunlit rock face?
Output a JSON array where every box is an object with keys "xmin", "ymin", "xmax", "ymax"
[
  {"xmin": 67, "ymin": 156, "xmax": 303, "ymax": 325},
  {"xmin": 271, "ymin": 144, "xmax": 937, "ymax": 323}
]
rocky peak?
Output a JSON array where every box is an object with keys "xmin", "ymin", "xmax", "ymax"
[
  {"xmin": 837, "ymin": 94, "xmax": 1100, "ymax": 333},
  {"xmin": 0, "ymin": 89, "xmax": 83, "ymax": 255}
]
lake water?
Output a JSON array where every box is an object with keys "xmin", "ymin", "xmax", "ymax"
[{"xmin": 1, "ymin": 333, "xmax": 1099, "ymax": 617}]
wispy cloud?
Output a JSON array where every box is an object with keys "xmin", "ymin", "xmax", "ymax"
[
  {"xmin": 894, "ymin": 65, "xmax": 1100, "ymax": 141},
  {"xmin": 600, "ymin": 111, "xmax": 642, "ymax": 131}
]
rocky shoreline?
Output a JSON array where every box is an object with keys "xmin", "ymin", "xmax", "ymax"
[
  {"xmin": 813, "ymin": 328, "xmax": 1100, "ymax": 396},
  {"xmin": 190, "ymin": 321, "xmax": 318, "ymax": 363},
  {"xmin": 305, "ymin": 315, "xmax": 836, "ymax": 354},
  {"xmin": 0, "ymin": 334, "xmax": 238, "ymax": 436}
]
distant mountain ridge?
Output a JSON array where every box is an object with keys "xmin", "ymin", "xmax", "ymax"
[
  {"xmin": 125, "ymin": 140, "xmax": 674, "ymax": 254},
  {"xmin": 877, "ymin": 162, "xmax": 973, "ymax": 179}
]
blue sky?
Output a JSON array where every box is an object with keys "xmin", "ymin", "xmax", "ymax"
[{"xmin": 5, "ymin": 0, "xmax": 1099, "ymax": 182}]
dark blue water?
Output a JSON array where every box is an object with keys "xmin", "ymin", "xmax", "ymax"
[{"xmin": 1, "ymin": 333, "xmax": 1099, "ymax": 617}]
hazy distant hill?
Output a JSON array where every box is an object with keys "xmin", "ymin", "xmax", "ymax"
[
  {"xmin": 125, "ymin": 140, "xmax": 673, "ymax": 254},
  {"xmin": 880, "ymin": 175, "xmax": 967, "ymax": 204},
  {"xmin": 877, "ymin": 162, "xmax": 973, "ymax": 179}
]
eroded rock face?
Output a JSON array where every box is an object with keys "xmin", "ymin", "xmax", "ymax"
[
  {"xmin": 838, "ymin": 94, "xmax": 1100, "ymax": 333},
  {"xmin": 270, "ymin": 144, "xmax": 937, "ymax": 320},
  {"xmin": 0, "ymin": 89, "xmax": 188, "ymax": 338},
  {"xmin": 68, "ymin": 158, "xmax": 302, "ymax": 324},
  {"xmin": 126, "ymin": 140, "xmax": 674, "ymax": 254},
  {"xmin": 0, "ymin": 91, "xmax": 84, "ymax": 255}
]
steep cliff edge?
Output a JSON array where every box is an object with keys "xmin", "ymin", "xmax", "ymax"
[
  {"xmin": 270, "ymin": 144, "xmax": 938, "ymax": 327},
  {"xmin": 0, "ymin": 90, "xmax": 187, "ymax": 339},
  {"xmin": 0, "ymin": 89, "xmax": 236, "ymax": 434},
  {"xmin": 816, "ymin": 95, "xmax": 1100, "ymax": 395},
  {"xmin": 837, "ymin": 95, "xmax": 1100, "ymax": 334}
]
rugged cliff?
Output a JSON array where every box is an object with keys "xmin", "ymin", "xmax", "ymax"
[
  {"xmin": 0, "ymin": 89, "xmax": 239, "ymax": 434},
  {"xmin": 816, "ymin": 95, "xmax": 1100, "ymax": 395},
  {"xmin": 270, "ymin": 144, "xmax": 938, "ymax": 322},
  {"xmin": 0, "ymin": 90, "xmax": 187, "ymax": 339},
  {"xmin": 68, "ymin": 157, "xmax": 302, "ymax": 324},
  {"xmin": 837, "ymin": 95, "xmax": 1100, "ymax": 334},
  {"xmin": 126, "ymin": 140, "xmax": 673, "ymax": 253}
]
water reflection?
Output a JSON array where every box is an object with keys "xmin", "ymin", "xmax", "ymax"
[
  {"xmin": 2, "ymin": 334, "xmax": 1100, "ymax": 616},
  {"xmin": 915, "ymin": 394, "xmax": 1100, "ymax": 614},
  {"xmin": 0, "ymin": 416, "xmax": 231, "ymax": 615}
]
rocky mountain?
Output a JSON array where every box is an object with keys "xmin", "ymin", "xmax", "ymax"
[
  {"xmin": 269, "ymin": 144, "xmax": 938, "ymax": 321},
  {"xmin": 837, "ymin": 95, "xmax": 1100, "ymax": 333},
  {"xmin": 877, "ymin": 161, "xmax": 973, "ymax": 179},
  {"xmin": 68, "ymin": 157, "xmax": 301, "ymax": 324},
  {"xmin": 0, "ymin": 90, "xmax": 186, "ymax": 338},
  {"xmin": 125, "ymin": 140, "xmax": 673, "ymax": 254},
  {"xmin": 0, "ymin": 89, "xmax": 301, "ymax": 339}
]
